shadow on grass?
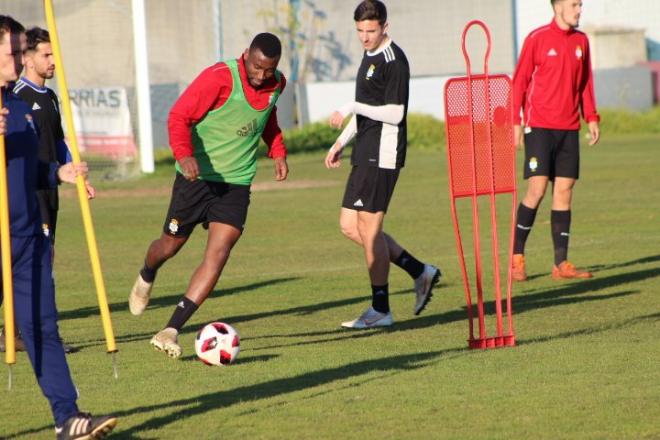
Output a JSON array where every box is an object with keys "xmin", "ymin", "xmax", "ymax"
[
  {"xmin": 585, "ymin": 253, "xmax": 660, "ymax": 274},
  {"xmin": 179, "ymin": 353, "xmax": 280, "ymax": 365},
  {"xmin": 108, "ymin": 348, "xmax": 465, "ymax": 438},
  {"xmin": 71, "ymin": 265, "xmax": 659, "ymax": 351},
  {"xmin": 58, "ymin": 277, "xmax": 300, "ymax": 322},
  {"xmin": 245, "ymin": 265, "xmax": 659, "ymax": 350},
  {"xmin": 520, "ymin": 253, "xmax": 660, "ymax": 279},
  {"xmin": 6, "ymin": 348, "xmax": 467, "ymax": 439},
  {"xmin": 89, "ymin": 309, "xmax": 660, "ymax": 438},
  {"xmin": 516, "ymin": 311, "xmax": 660, "ymax": 346},
  {"xmin": 9, "ymin": 311, "xmax": 658, "ymax": 438},
  {"xmin": 398, "ymin": 266, "xmax": 659, "ymax": 332},
  {"xmin": 71, "ymin": 291, "xmax": 375, "ymax": 350}
]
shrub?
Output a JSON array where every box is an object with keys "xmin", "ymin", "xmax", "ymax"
[
  {"xmin": 156, "ymin": 107, "xmax": 659, "ymax": 167},
  {"xmin": 281, "ymin": 121, "xmax": 339, "ymax": 155},
  {"xmin": 407, "ymin": 113, "xmax": 446, "ymax": 150},
  {"xmin": 597, "ymin": 107, "xmax": 660, "ymax": 135},
  {"xmin": 281, "ymin": 113, "xmax": 446, "ymax": 155}
]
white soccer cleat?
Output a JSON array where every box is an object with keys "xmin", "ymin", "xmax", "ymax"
[
  {"xmin": 341, "ymin": 307, "xmax": 393, "ymax": 329},
  {"xmin": 128, "ymin": 274, "xmax": 153, "ymax": 316},
  {"xmin": 150, "ymin": 327, "xmax": 182, "ymax": 359},
  {"xmin": 414, "ymin": 264, "xmax": 441, "ymax": 315}
]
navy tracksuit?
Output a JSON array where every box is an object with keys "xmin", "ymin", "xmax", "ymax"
[{"xmin": 1, "ymin": 87, "xmax": 78, "ymax": 425}]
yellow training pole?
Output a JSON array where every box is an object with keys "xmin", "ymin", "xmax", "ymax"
[
  {"xmin": 0, "ymin": 91, "xmax": 17, "ymax": 368},
  {"xmin": 44, "ymin": 0, "xmax": 117, "ymax": 357}
]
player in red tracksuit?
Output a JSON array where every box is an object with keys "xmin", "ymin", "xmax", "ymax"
[{"xmin": 511, "ymin": 0, "xmax": 600, "ymax": 281}]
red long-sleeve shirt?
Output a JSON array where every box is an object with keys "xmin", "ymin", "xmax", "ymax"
[
  {"xmin": 513, "ymin": 19, "xmax": 599, "ymax": 130},
  {"xmin": 168, "ymin": 56, "xmax": 287, "ymax": 161}
]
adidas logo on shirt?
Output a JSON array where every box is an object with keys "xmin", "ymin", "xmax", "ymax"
[
  {"xmin": 353, "ymin": 199, "xmax": 364, "ymax": 207},
  {"xmin": 236, "ymin": 118, "xmax": 258, "ymax": 137},
  {"xmin": 547, "ymin": 48, "xmax": 558, "ymax": 56},
  {"xmin": 32, "ymin": 102, "xmax": 41, "ymax": 110}
]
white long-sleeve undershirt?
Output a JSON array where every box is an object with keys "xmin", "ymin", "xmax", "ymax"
[
  {"xmin": 337, "ymin": 101, "xmax": 405, "ymax": 126},
  {"xmin": 334, "ymin": 114, "xmax": 357, "ymax": 148}
]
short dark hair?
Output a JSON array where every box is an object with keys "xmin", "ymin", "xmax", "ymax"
[
  {"xmin": 26, "ymin": 27, "xmax": 50, "ymax": 52},
  {"xmin": 0, "ymin": 15, "xmax": 25, "ymax": 42},
  {"xmin": 354, "ymin": 0, "xmax": 387, "ymax": 25},
  {"xmin": 249, "ymin": 33, "xmax": 281, "ymax": 58}
]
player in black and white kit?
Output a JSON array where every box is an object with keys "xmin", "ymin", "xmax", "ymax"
[
  {"xmin": 325, "ymin": 0, "xmax": 441, "ymax": 329},
  {"xmin": 14, "ymin": 28, "xmax": 94, "ymax": 243},
  {"xmin": 9, "ymin": 27, "xmax": 94, "ymax": 354}
]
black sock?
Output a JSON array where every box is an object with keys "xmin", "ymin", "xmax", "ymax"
[
  {"xmin": 166, "ymin": 297, "xmax": 199, "ymax": 331},
  {"xmin": 140, "ymin": 261, "xmax": 158, "ymax": 283},
  {"xmin": 371, "ymin": 284, "xmax": 390, "ymax": 314},
  {"xmin": 551, "ymin": 210, "xmax": 571, "ymax": 266},
  {"xmin": 393, "ymin": 250, "xmax": 425, "ymax": 279},
  {"xmin": 514, "ymin": 203, "xmax": 538, "ymax": 255}
]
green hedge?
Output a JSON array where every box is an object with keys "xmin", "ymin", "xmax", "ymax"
[
  {"xmin": 280, "ymin": 121, "xmax": 340, "ymax": 154},
  {"xmin": 406, "ymin": 113, "xmax": 446, "ymax": 150},
  {"xmin": 281, "ymin": 107, "xmax": 660, "ymax": 155},
  {"xmin": 597, "ymin": 107, "xmax": 660, "ymax": 135},
  {"xmin": 282, "ymin": 113, "xmax": 446, "ymax": 155},
  {"xmin": 156, "ymin": 107, "xmax": 658, "ymax": 165}
]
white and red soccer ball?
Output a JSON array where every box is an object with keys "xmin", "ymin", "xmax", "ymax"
[{"xmin": 194, "ymin": 322, "xmax": 240, "ymax": 366}]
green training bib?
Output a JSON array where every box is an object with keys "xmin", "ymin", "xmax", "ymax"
[{"xmin": 176, "ymin": 59, "xmax": 281, "ymax": 184}]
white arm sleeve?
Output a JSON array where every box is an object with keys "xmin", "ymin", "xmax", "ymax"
[
  {"xmin": 335, "ymin": 114, "xmax": 357, "ymax": 148},
  {"xmin": 337, "ymin": 101, "xmax": 405, "ymax": 125}
]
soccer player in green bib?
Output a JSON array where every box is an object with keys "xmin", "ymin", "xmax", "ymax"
[{"xmin": 129, "ymin": 33, "xmax": 288, "ymax": 358}]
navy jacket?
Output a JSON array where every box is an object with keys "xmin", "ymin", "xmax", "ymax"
[{"xmin": 3, "ymin": 87, "xmax": 59, "ymax": 237}]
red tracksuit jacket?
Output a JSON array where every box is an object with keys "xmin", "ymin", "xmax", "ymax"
[{"xmin": 513, "ymin": 19, "xmax": 600, "ymax": 130}]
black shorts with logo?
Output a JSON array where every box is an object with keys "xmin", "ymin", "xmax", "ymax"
[
  {"xmin": 523, "ymin": 128, "xmax": 580, "ymax": 180},
  {"xmin": 36, "ymin": 188, "xmax": 58, "ymax": 242},
  {"xmin": 341, "ymin": 165, "xmax": 400, "ymax": 213},
  {"xmin": 162, "ymin": 173, "xmax": 250, "ymax": 237}
]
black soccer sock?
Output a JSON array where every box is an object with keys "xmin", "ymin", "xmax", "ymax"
[
  {"xmin": 551, "ymin": 210, "xmax": 571, "ymax": 266},
  {"xmin": 166, "ymin": 297, "xmax": 199, "ymax": 331},
  {"xmin": 393, "ymin": 250, "xmax": 425, "ymax": 280},
  {"xmin": 513, "ymin": 203, "xmax": 538, "ymax": 255},
  {"xmin": 140, "ymin": 261, "xmax": 158, "ymax": 283},
  {"xmin": 371, "ymin": 284, "xmax": 390, "ymax": 314}
]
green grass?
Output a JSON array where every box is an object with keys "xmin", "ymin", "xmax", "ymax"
[{"xmin": 2, "ymin": 134, "xmax": 659, "ymax": 439}]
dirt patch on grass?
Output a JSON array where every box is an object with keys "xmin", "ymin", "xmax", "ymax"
[{"xmin": 59, "ymin": 179, "xmax": 340, "ymax": 199}]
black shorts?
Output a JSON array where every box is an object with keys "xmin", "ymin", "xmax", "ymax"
[
  {"xmin": 36, "ymin": 188, "xmax": 59, "ymax": 242},
  {"xmin": 523, "ymin": 128, "xmax": 580, "ymax": 180},
  {"xmin": 341, "ymin": 166, "xmax": 400, "ymax": 213},
  {"xmin": 162, "ymin": 173, "xmax": 250, "ymax": 237}
]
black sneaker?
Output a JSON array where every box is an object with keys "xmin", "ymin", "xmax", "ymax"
[
  {"xmin": 62, "ymin": 340, "xmax": 79, "ymax": 354},
  {"xmin": 0, "ymin": 327, "xmax": 26, "ymax": 352},
  {"xmin": 55, "ymin": 412, "xmax": 117, "ymax": 439}
]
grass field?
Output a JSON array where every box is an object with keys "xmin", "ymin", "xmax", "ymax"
[{"xmin": 2, "ymin": 134, "xmax": 659, "ymax": 439}]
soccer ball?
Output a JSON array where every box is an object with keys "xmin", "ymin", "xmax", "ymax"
[{"xmin": 194, "ymin": 322, "xmax": 240, "ymax": 366}]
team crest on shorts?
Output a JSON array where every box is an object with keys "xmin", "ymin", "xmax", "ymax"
[
  {"xmin": 42, "ymin": 223, "xmax": 50, "ymax": 237},
  {"xmin": 168, "ymin": 218, "xmax": 179, "ymax": 234},
  {"xmin": 529, "ymin": 157, "xmax": 538, "ymax": 172}
]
